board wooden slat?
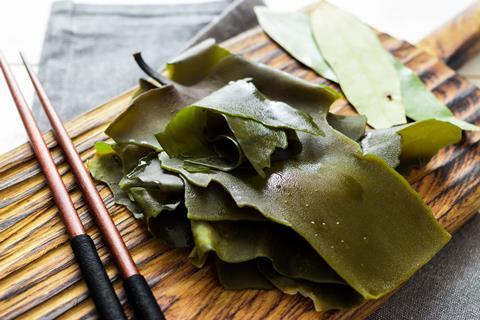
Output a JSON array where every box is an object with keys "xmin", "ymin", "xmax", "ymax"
[
  {"xmin": 418, "ymin": 1, "xmax": 480, "ymax": 69},
  {"xmin": 0, "ymin": 25, "xmax": 479, "ymax": 319}
]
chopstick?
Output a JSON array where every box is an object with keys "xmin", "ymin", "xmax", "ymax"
[
  {"xmin": 0, "ymin": 51, "xmax": 127, "ymax": 320},
  {"xmin": 18, "ymin": 54, "xmax": 166, "ymax": 320}
]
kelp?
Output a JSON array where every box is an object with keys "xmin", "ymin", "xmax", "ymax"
[
  {"xmin": 326, "ymin": 113, "xmax": 367, "ymax": 141},
  {"xmin": 215, "ymin": 259, "xmax": 274, "ymax": 290},
  {"xmin": 160, "ymin": 135, "xmax": 450, "ymax": 299},
  {"xmin": 128, "ymin": 187, "xmax": 192, "ymax": 247},
  {"xmin": 89, "ymin": 38, "xmax": 453, "ymax": 311},
  {"xmin": 87, "ymin": 142, "xmax": 142, "ymax": 218},
  {"xmin": 188, "ymin": 220, "xmax": 363, "ymax": 310},
  {"xmin": 106, "ymin": 85, "xmax": 188, "ymax": 150},
  {"xmin": 185, "ymin": 182, "xmax": 267, "ymax": 222},
  {"xmin": 154, "ymin": 47, "xmax": 451, "ymax": 298},
  {"xmin": 119, "ymin": 39, "xmax": 365, "ymax": 144},
  {"xmin": 155, "ymin": 79, "xmax": 320, "ymax": 176},
  {"xmin": 89, "ymin": 143, "xmax": 192, "ymax": 246},
  {"xmin": 188, "ymin": 220, "xmax": 344, "ymax": 285},
  {"xmin": 258, "ymin": 260, "xmax": 363, "ymax": 311},
  {"xmin": 254, "ymin": 5, "xmax": 479, "ymax": 132},
  {"xmin": 362, "ymin": 119, "xmax": 462, "ymax": 168},
  {"xmin": 310, "ymin": 2, "xmax": 406, "ymax": 128}
]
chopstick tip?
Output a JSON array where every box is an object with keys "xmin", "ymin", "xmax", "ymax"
[{"xmin": 19, "ymin": 52, "xmax": 27, "ymax": 64}]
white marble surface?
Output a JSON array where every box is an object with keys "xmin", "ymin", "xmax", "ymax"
[{"xmin": 0, "ymin": 0, "xmax": 477, "ymax": 154}]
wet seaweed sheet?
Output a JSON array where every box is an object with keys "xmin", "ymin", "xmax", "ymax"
[{"xmin": 88, "ymin": 39, "xmax": 451, "ymax": 311}]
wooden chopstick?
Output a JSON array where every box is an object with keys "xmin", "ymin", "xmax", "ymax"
[
  {"xmin": 18, "ymin": 53, "xmax": 166, "ymax": 320},
  {"xmin": 0, "ymin": 51, "xmax": 127, "ymax": 320}
]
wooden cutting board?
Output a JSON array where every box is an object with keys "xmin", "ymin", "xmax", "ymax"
[{"xmin": 1, "ymin": 5, "xmax": 479, "ymax": 320}]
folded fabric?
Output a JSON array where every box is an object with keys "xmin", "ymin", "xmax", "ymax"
[{"xmin": 34, "ymin": 0, "xmax": 263, "ymax": 130}]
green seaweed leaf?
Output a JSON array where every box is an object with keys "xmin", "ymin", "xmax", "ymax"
[
  {"xmin": 128, "ymin": 187, "xmax": 192, "ymax": 247},
  {"xmin": 119, "ymin": 156, "xmax": 184, "ymax": 192},
  {"xmin": 215, "ymin": 259, "xmax": 274, "ymax": 290},
  {"xmin": 106, "ymin": 85, "xmax": 188, "ymax": 150},
  {"xmin": 225, "ymin": 116, "xmax": 287, "ymax": 177},
  {"xmin": 89, "ymin": 143, "xmax": 192, "ymax": 246},
  {"xmin": 185, "ymin": 181, "xmax": 267, "ymax": 222},
  {"xmin": 160, "ymin": 44, "xmax": 449, "ymax": 300},
  {"xmin": 160, "ymin": 124, "xmax": 451, "ymax": 299},
  {"xmin": 90, "ymin": 39, "xmax": 453, "ymax": 307},
  {"xmin": 326, "ymin": 113, "xmax": 367, "ymax": 141},
  {"xmin": 189, "ymin": 220, "xmax": 344, "ymax": 285},
  {"xmin": 87, "ymin": 142, "xmax": 143, "ymax": 218},
  {"xmin": 188, "ymin": 219, "xmax": 362, "ymax": 309},
  {"xmin": 155, "ymin": 80, "xmax": 320, "ymax": 176},
  {"xmin": 258, "ymin": 260, "xmax": 363, "ymax": 311}
]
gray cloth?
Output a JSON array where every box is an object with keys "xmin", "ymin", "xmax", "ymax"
[
  {"xmin": 36, "ymin": 1, "xmax": 480, "ymax": 319},
  {"xmin": 369, "ymin": 214, "xmax": 480, "ymax": 320},
  {"xmin": 34, "ymin": 0, "xmax": 263, "ymax": 130}
]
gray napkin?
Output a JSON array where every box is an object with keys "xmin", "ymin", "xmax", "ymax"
[
  {"xmin": 369, "ymin": 214, "xmax": 480, "ymax": 320},
  {"xmin": 35, "ymin": 1, "xmax": 480, "ymax": 319},
  {"xmin": 34, "ymin": 0, "xmax": 263, "ymax": 130}
]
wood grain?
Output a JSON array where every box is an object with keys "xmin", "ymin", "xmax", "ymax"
[
  {"xmin": 0, "ymin": 27, "xmax": 479, "ymax": 319},
  {"xmin": 418, "ymin": 0, "xmax": 480, "ymax": 69}
]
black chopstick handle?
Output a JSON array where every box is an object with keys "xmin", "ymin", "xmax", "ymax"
[
  {"xmin": 124, "ymin": 274, "xmax": 166, "ymax": 320},
  {"xmin": 70, "ymin": 234, "xmax": 127, "ymax": 320}
]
